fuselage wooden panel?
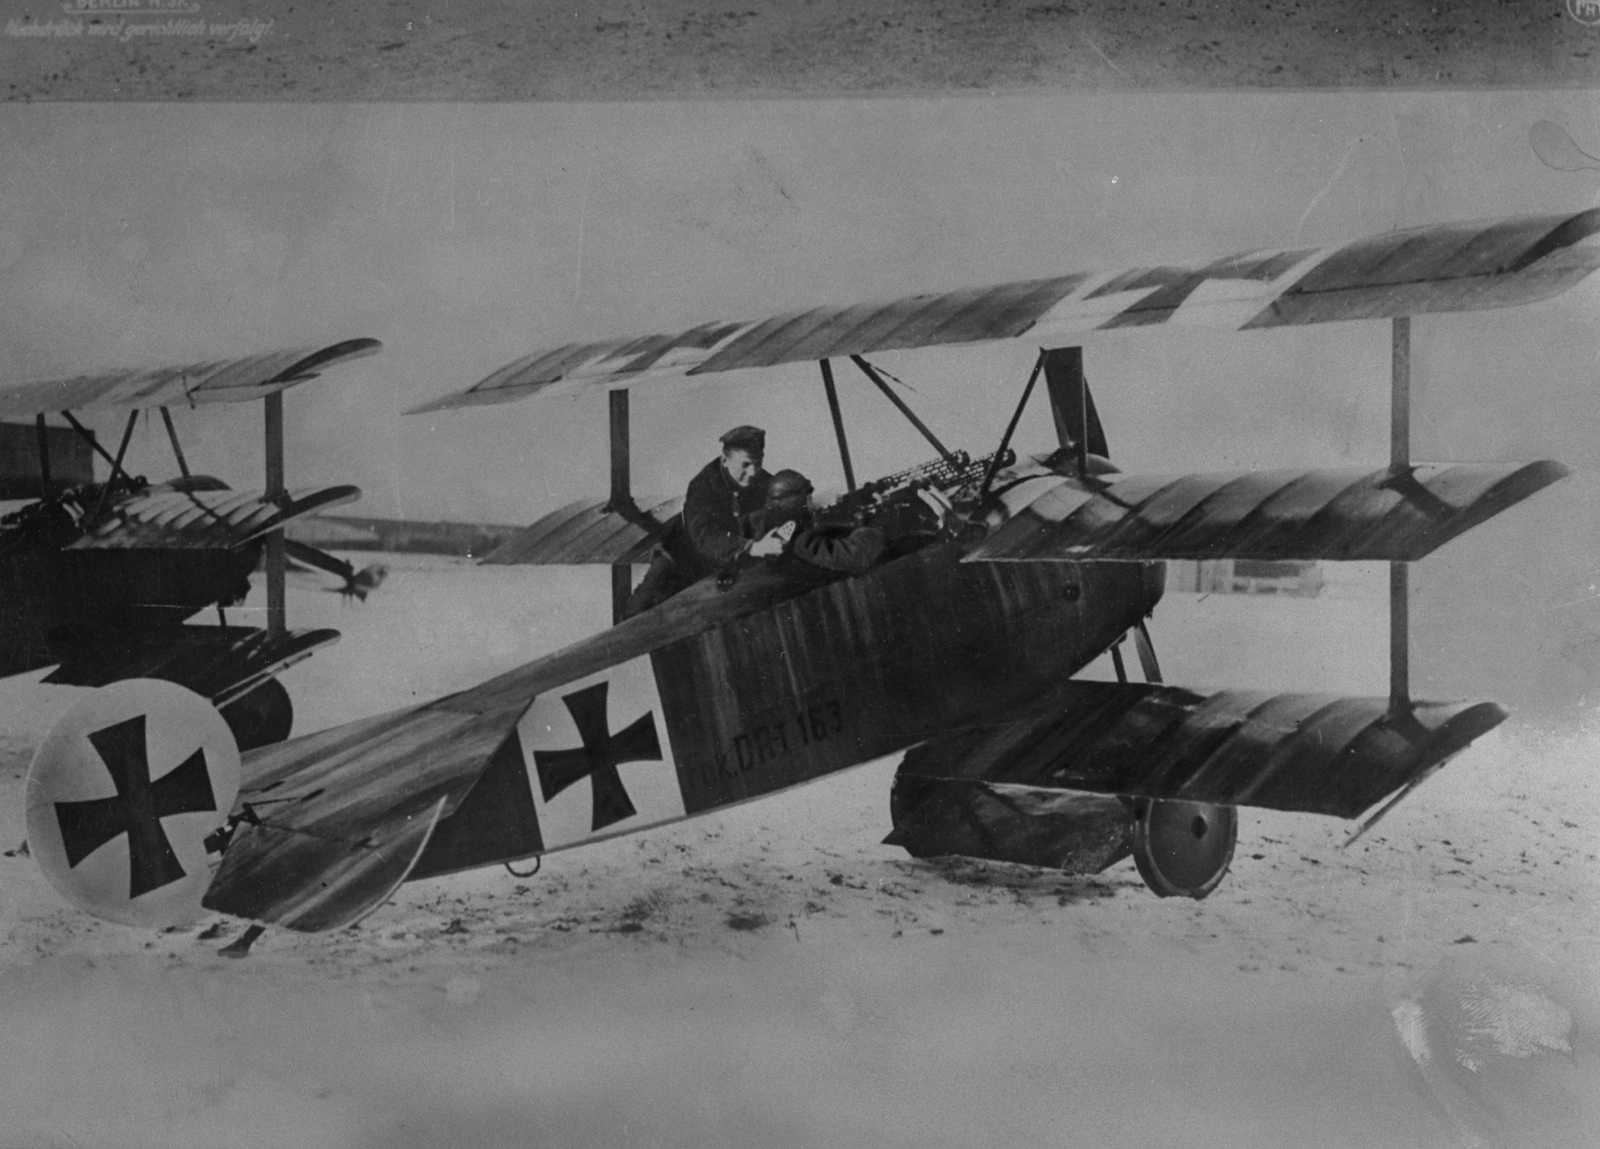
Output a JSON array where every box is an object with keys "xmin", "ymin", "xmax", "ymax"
[{"xmin": 411, "ymin": 544, "xmax": 1164, "ymax": 875}]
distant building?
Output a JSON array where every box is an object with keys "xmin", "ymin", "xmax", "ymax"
[
  {"xmin": 0, "ymin": 421, "xmax": 95, "ymax": 499},
  {"xmin": 1165, "ymin": 558, "xmax": 1324, "ymax": 597}
]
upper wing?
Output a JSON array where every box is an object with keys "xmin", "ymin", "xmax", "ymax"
[
  {"xmin": 0, "ymin": 338, "xmax": 381, "ymax": 420},
  {"xmin": 68, "ymin": 484, "xmax": 362, "ymax": 550},
  {"xmin": 967, "ymin": 461, "xmax": 1566, "ymax": 563},
  {"xmin": 479, "ymin": 496, "xmax": 682, "ymax": 565},
  {"xmin": 412, "ymin": 211, "xmax": 1600, "ymax": 412}
]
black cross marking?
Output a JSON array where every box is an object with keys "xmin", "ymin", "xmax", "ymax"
[
  {"xmin": 53, "ymin": 715, "xmax": 217, "ymax": 899},
  {"xmin": 533, "ymin": 681, "xmax": 663, "ymax": 833}
]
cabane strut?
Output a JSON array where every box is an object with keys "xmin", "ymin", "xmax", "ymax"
[
  {"xmin": 264, "ymin": 392, "xmax": 286, "ymax": 640},
  {"xmin": 818, "ymin": 359, "xmax": 857, "ymax": 494},
  {"xmin": 1391, "ymin": 316, "xmax": 1410, "ymax": 711},
  {"xmin": 849, "ymin": 355, "xmax": 954, "ymax": 462},
  {"xmin": 608, "ymin": 389, "xmax": 632, "ymax": 625},
  {"xmin": 34, "ymin": 414, "xmax": 51, "ymax": 499},
  {"xmin": 978, "ymin": 350, "xmax": 1046, "ymax": 501}
]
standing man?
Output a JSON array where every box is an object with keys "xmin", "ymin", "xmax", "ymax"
[
  {"xmin": 625, "ymin": 425, "xmax": 773, "ymax": 616},
  {"xmin": 683, "ymin": 424, "xmax": 772, "ymax": 571}
]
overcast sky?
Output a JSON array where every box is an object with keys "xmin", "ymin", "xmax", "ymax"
[{"xmin": 2, "ymin": 91, "xmax": 1599, "ymax": 712}]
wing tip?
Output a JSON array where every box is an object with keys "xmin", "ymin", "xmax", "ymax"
[
  {"xmin": 278, "ymin": 337, "xmax": 384, "ymax": 382},
  {"xmin": 404, "ymin": 387, "xmax": 527, "ymax": 415}
]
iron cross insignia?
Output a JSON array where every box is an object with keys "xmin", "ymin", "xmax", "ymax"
[
  {"xmin": 53, "ymin": 714, "xmax": 218, "ymax": 899},
  {"xmin": 533, "ymin": 681, "xmax": 663, "ymax": 833}
]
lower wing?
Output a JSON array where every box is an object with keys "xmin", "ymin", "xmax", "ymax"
[{"xmin": 890, "ymin": 680, "xmax": 1501, "ymax": 819}]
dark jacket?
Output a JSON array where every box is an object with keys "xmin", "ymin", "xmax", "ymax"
[
  {"xmin": 776, "ymin": 522, "xmax": 885, "ymax": 584},
  {"xmin": 683, "ymin": 457, "xmax": 770, "ymax": 572}
]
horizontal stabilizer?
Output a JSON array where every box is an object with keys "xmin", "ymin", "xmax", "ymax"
[
  {"xmin": 412, "ymin": 211, "xmax": 1600, "ymax": 410},
  {"xmin": 0, "ymin": 339, "xmax": 381, "ymax": 419},
  {"xmin": 895, "ymin": 681, "xmax": 1506, "ymax": 819},
  {"xmin": 202, "ymin": 704, "xmax": 519, "ymax": 930},
  {"xmin": 481, "ymin": 496, "xmax": 681, "ymax": 565},
  {"xmin": 69, "ymin": 484, "xmax": 362, "ymax": 551},
  {"xmin": 968, "ymin": 461, "xmax": 1566, "ymax": 563},
  {"xmin": 43, "ymin": 625, "xmax": 339, "ymax": 705},
  {"xmin": 204, "ymin": 794, "xmax": 447, "ymax": 934}
]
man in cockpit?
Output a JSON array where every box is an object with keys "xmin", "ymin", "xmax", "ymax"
[{"xmin": 749, "ymin": 469, "xmax": 885, "ymax": 583}]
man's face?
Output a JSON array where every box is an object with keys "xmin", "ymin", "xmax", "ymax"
[{"xmin": 722, "ymin": 448, "xmax": 763, "ymax": 489}]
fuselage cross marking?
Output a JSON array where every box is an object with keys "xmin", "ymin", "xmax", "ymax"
[{"xmin": 533, "ymin": 681, "xmax": 663, "ymax": 833}]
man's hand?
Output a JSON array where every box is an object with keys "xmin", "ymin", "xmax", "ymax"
[{"xmin": 749, "ymin": 521, "xmax": 795, "ymax": 558}]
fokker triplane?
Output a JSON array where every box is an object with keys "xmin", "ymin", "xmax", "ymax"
[
  {"xmin": 19, "ymin": 210, "xmax": 1600, "ymax": 943},
  {"xmin": 0, "ymin": 339, "xmax": 384, "ymax": 752}
]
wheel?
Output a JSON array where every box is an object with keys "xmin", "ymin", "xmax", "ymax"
[
  {"xmin": 1131, "ymin": 798, "xmax": 1237, "ymax": 899},
  {"xmin": 219, "ymin": 677, "xmax": 294, "ymax": 751}
]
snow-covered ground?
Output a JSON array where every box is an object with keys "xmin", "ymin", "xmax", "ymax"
[{"xmin": 0, "ymin": 559, "xmax": 1596, "ymax": 1148}]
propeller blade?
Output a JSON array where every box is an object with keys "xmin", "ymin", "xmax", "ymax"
[{"xmin": 284, "ymin": 539, "xmax": 388, "ymax": 601}]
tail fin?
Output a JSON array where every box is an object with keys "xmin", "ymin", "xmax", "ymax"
[{"xmin": 1042, "ymin": 347, "xmax": 1108, "ymax": 470}]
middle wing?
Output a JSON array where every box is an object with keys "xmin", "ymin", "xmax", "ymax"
[
  {"xmin": 68, "ymin": 484, "xmax": 362, "ymax": 550},
  {"xmin": 967, "ymin": 461, "xmax": 1566, "ymax": 563},
  {"xmin": 479, "ymin": 495, "xmax": 682, "ymax": 565}
]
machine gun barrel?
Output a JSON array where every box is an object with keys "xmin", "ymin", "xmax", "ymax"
[{"xmin": 817, "ymin": 447, "xmax": 1013, "ymax": 527}]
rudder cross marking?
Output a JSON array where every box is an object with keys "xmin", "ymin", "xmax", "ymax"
[{"xmin": 53, "ymin": 714, "xmax": 218, "ymax": 898}]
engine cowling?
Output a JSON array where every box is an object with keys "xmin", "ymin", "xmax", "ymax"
[{"xmin": 1131, "ymin": 798, "xmax": 1237, "ymax": 899}]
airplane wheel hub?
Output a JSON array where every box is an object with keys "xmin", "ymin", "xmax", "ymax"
[{"xmin": 1132, "ymin": 798, "xmax": 1237, "ymax": 899}]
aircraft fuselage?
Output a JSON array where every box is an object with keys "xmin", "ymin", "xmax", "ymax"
[
  {"xmin": 0, "ymin": 529, "xmax": 258, "ymax": 680},
  {"xmin": 412, "ymin": 542, "xmax": 1165, "ymax": 878}
]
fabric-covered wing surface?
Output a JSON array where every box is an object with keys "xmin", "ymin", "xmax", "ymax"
[
  {"xmin": 412, "ymin": 211, "xmax": 1600, "ymax": 411},
  {"xmin": 894, "ymin": 681, "xmax": 1505, "ymax": 819},
  {"xmin": 44, "ymin": 625, "xmax": 339, "ymax": 704},
  {"xmin": 202, "ymin": 704, "xmax": 516, "ymax": 931},
  {"xmin": 480, "ymin": 496, "xmax": 682, "ymax": 565},
  {"xmin": 0, "ymin": 339, "xmax": 381, "ymax": 420},
  {"xmin": 967, "ymin": 462, "xmax": 1566, "ymax": 563},
  {"xmin": 69, "ymin": 485, "xmax": 362, "ymax": 551}
]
